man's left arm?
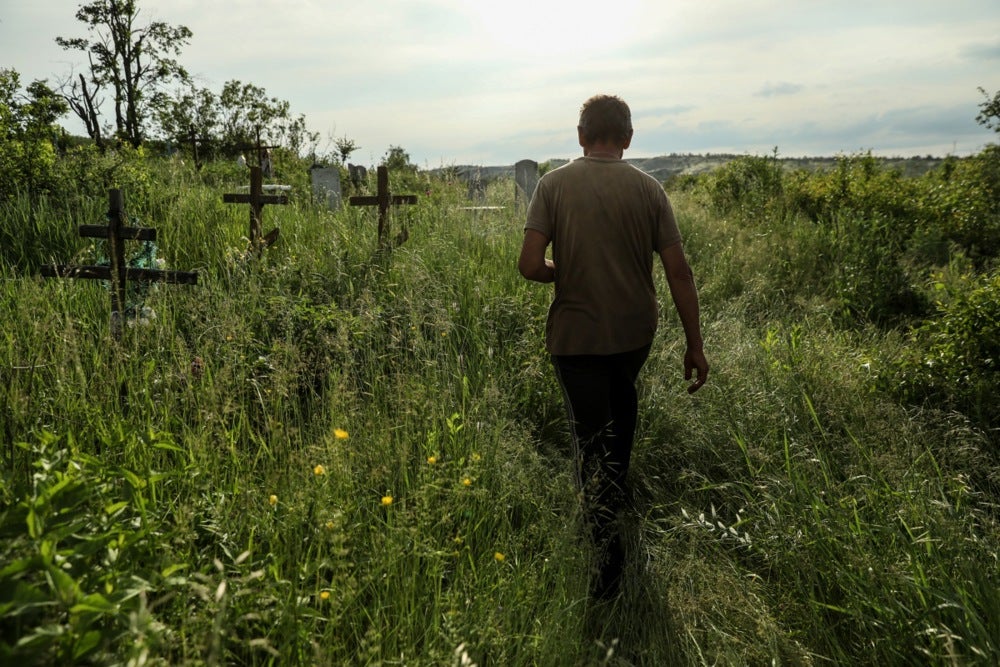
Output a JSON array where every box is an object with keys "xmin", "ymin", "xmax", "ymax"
[{"xmin": 660, "ymin": 241, "xmax": 708, "ymax": 393}]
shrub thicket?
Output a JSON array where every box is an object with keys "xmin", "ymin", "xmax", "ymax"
[{"xmin": 892, "ymin": 268, "xmax": 1000, "ymax": 430}]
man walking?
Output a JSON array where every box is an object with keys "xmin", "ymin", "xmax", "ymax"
[{"xmin": 518, "ymin": 94, "xmax": 709, "ymax": 599}]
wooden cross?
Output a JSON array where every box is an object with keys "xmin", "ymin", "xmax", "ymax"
[
  {"xmin": 253, "ymin": 127, "xmax": 280, "ymax": 177},
  {"xmin": 41, "ymin": 189, "xmax": 198, "ymax": 339},
  {"xmin": 349, "ymin": 166, "xmax": 418, "ymax": 249},
  {"xmin": 231, "ymin": 128, "xmax": 280, "ymax": 175},
  {"xmin": 223, "ymin": 166, "xmax": 288, "ymax": 249},
  {"xmin": 188, "ymin": 127, "xmax": 210, "ymax": 170}
]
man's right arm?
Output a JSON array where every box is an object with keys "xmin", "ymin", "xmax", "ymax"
[
  {"xmin": 518, "ymin": 229, "xmax": 555, "ymax": 283},
  {"xmin": 660, "ymin": 242, "xmax": 708, "ymax": 393}
]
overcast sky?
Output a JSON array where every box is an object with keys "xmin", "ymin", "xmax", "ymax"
[{"xmin": 3, "ymin": 0, "xmax": 999, "ymax": 167}]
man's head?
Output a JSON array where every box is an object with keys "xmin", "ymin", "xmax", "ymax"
[{"xmin": 577, "ymin": 94, "xmax": 633, "ymax": 145}]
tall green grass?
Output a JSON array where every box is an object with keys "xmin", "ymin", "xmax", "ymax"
[{"xmin": 1, "ymin": 154, "xmax": 998, "ymax": 665}]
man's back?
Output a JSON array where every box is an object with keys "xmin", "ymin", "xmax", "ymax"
[{"xmin": 525, "ymin": 157, "xmax": 682, "ymax": 355}]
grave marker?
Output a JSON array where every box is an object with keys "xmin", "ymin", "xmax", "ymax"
[
  {"xmin": 260, "ymin": 148, "xmax": 273, "ymax": 178},
  {"xmin": 253, "ymin": 128, "xmax": 279, "ymax": 178},
  {"xmin": 223, "ymin": 166, "xmax": 288, "ymax": 249},
  {"xmin": 348, "ymin": 163, "xmax": 368, "ymax": 188},
  {"xmin": 467, "ymin": 169, "xmax": 487, "ymax": 203},
  {"xmin": 349, "ymin": 166, "xmax": 418, "ymax": 249},
  {"xmin": 188, "ymin": 127, "xmax": 211, "ymax": 169},
  {"xmin": 41, "ymin": 189, "xmax": 198, "ymax": 339},
  {"xmin": 310, "ymin": 166, "xmax": 343, "ymax": 210},
  {"xmin": 514, "ymin": 159, "xmax": 539, "ymax": 207}
]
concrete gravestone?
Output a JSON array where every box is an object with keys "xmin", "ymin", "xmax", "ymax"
[
  {"xmin": 467, "ymin": 169, "xmax": 487, "ymax": 203},
  {"xmin": 310, "ymin": 166, "xmax": 342, "ymax": 210},
  {"xmin": 514, "ymin": 159, "xmax": 539, "ymax": 206},
  {"xmin": 348, "ymin": 164, "xmax": 368, "ymax": 189}
]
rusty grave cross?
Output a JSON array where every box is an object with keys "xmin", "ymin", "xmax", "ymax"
[
  {"xmin": 223, "ymin": 166, "xmax": 288, "ymax": 249},
  {"xmin": 349, "ymin": 166, "xmax": 418, "ymax": 249},
  {"xmin": 41, "ymin": 189, "xmax": 198, "ymax": 339}
]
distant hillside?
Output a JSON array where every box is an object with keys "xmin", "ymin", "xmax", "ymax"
[
  {"xmin": 546, "ymin": 154, "xmax": 949, "ymax": 181},
  {"xmin": 430, "ymin": 154, "xmax": 949, "ymax": 182}
]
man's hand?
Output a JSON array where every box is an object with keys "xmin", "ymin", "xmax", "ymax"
[{"xmin": 684, "ymin": 347, "xmax": 709, "ymax": 394}]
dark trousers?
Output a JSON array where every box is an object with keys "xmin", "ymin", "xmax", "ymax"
[{"xmin": 552, "ymin": 344, "xmax": 651, "ymax": 596}]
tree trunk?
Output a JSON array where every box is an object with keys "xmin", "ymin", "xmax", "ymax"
[{"xmin": 71, "ymin": 73, "xmax": 105, "ymax": 152}]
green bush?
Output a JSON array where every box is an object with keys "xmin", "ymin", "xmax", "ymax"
[
  {"xmin": 890, "ymin": 267, "xmax": 1000, "ymax": 429},
  {"xmin": 704, "ymin": 153, "xmax": 785, "ymax": 219},
  {"xmin": 824, "ymin": 210, "xmax": 928, "ymax": 324},
  {"xmin": 786, "ymin": 153, "xmax": 921, "ymax": 226},
  {"xmin": 917, "ymin": 147, "xmax": 1000, "ymax": 262}
]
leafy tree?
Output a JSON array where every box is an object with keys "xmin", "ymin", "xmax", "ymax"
[
  {"xmin": 152, "ymin": 79, "xmax": 317, "ymax": 165},
  {"xmin": 285, "ymin": 112, "xmax": 319, "ymax": 158},
  {"xmin": 381, "ymin": 145, "xmax": 416, "ymax": 173},
  {"xmin": 0, "ymin": 68, "xmax": 68, "ymax": 202},
  {"xmin": 334, "ymin": 135, "xmax": 360, "ymax": 164},
  {"xmin": 56, "ymin": 0, "xmax": 192, "ymax": 148},
  {"xmin": 977, "ymin": 87, "xmax": 1000, "ymax": 134},
  {"xmin": 216, "ymin": 80, "xmax": 317, "ymax": 157},
  {"xmin": 973, "ymin": 88, "xmax": 1000, "ymax": 238},
  {"xmin": 155, "ymin": 83, "xmax": 219, "ymax": 157}
]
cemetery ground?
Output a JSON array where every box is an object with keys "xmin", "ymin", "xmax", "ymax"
[{"xmin": 2, "ymin": 151, "xmax": 999, "ymax": 666}]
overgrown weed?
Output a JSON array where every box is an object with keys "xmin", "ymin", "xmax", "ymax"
[{"xmin": 1, "ymin": 152, "xmax": 998, "ymax": 665}]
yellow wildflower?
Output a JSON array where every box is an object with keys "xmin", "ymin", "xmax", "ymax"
[
  {"xmin": 494, "ymin": 552, "xmax": 505, "ymax": 562},
  {"xmin": 462, "ymin": 477, "xmax": 472, "ymax": 487},
  {"xmin": 427, "ymin": 455, "xmax": 437, "ymax": 465},
  {"xmin": 268, "ymin": 494, "xmax": 278, "ymax": 506},
  {"xmin": 319, "ymin": 590, "xmax": 330, "ymax": 600},
  {"xmin": 334, "ymin": 428, "xmax": 349, "ymax": 440},
  {"xmin": 313, "ymin": 464, "xmax": 326, "ymax": 476},
  {"xmin": 381, "ymin": 495, "xmax": 394, "ymax": 506}
]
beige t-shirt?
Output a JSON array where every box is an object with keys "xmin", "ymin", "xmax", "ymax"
[{"xmin": 525, "ymin": 157, "xmax": 682, "ymax": 356}]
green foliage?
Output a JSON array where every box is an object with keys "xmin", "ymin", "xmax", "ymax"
[
  {"xmin": 333, "ymin": 135, "xmax": 360, "ymax": 164},
  {"xmin": 154, "ymin": 79, "xmax": 320, "ymax": 162},
  {"xmin": 382, "ymin": 145, "xmax": 417, "ymax": 173},
  {"xmin": 976, "ymin": 86, "xmax": 1000, "ymax": 134},
  {"xmin": 0, "ymin": 68, "xmax": 190, "ymax": 275},
  {"xmin": 694, "ymin": 149, "xmax": 1000, "ymax": 325},
  {"xmin": 705, "ymin": 152, "xmax": 784, "ymax": 219},
  {"xmin": 824, "ymin": 210, "xmax": 928, "ymax": 323},
  {"xmin": 154, "ymin": 82, "xmax": 219, "ymax": 152},
  {"xmin": 0, "ymin": 69, "xmax": 68, "ymax": 204},
  {"xmin": 0, "ymin": 432, "xmax": 190, "ymax": 665},
  {"xmin": 786, "ymin": 152, "xmax": 922, "ymax": 225},
  {"xmin": 56, "ymin": 0, "xmax": 193, "ymax": 148},
  {"xmin": 216, "ymin": 80, "xmax": 318, "ymax": 156},
  {"xmin": 890, "ymin": 268, "xmax": 1000, "ymax": 429},
  {"xmin": 1, "ymin": 147, "xmax": 1000, "ymax": 665}
]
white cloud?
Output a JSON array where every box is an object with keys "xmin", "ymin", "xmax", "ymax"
[{"xmin": 2, "ymin": 0, "xmax": 998, "ymax": 164}]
